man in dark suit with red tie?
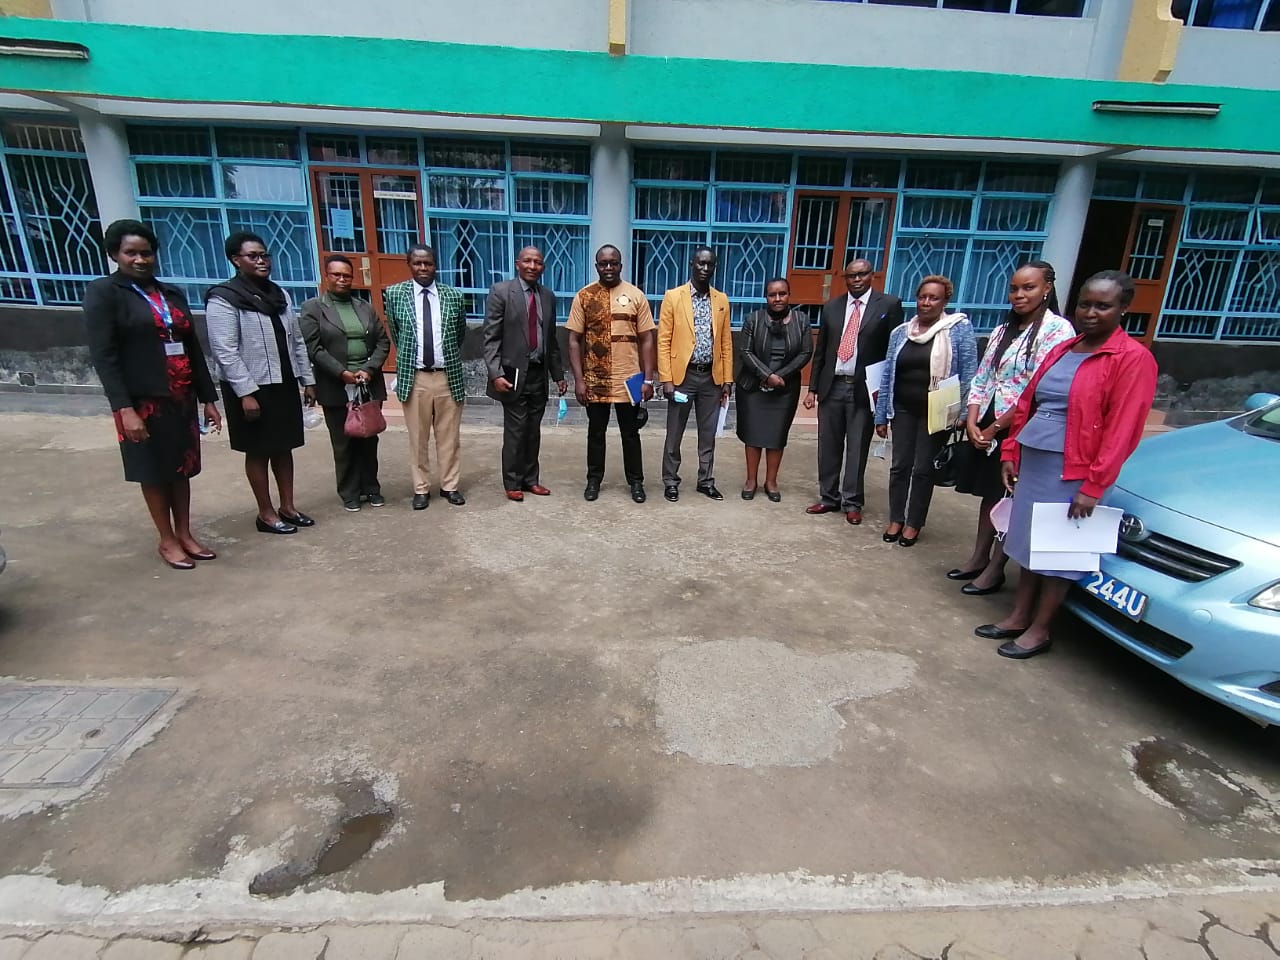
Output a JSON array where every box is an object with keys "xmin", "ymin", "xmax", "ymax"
[
  {"xmin": 803, "ymin": 258, "xmax": 903, "ymax": 525},
  {"xmin": 483, "ymin": 246, "xmax": 567, "ymax": 501}
]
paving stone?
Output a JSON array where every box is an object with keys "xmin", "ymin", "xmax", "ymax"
[
  {"xmin": 615, "ymin": 922, "xmax": 752, "ymax": 960},
  {"xmin": 526, "ymin": 920, "xmax": 620, "ymax": 959},
  {"xmin": 1207, "ymin": 900, "xmax": 1273, "ymax": 939},
  {"xmin": 23, "ymin": 935, "xmax": 103, "ymax": 960},
  {"xmin": 394, "ymin": 927, "xmax": 471, "ymax": 960},
  {"xmin": 100, "ymin": 942, "xmax": 183, "ymax": 960},
  {"xmin": 250, "ymin": 933, "xmax": 328, "ymax": 960},
  {"xmin": 752, "ymin": 918, "xmax": 825, "ymax": 957},
  {"xmin": 319, "ymin": 926, "xmax": 406, "ymax": 960},
  {"xmin": 184, "ymin": 943, "xmax": 256, "ymax": 960},
  {"xmin": 0, "ymin": 938, "xmax": 32, "ymax": 960},
  {"xmin": 1203, "ymin": 925, "xmax": 1276, "ymax": 960},
  {"xmin": 1142, "ymin": 930, "xmax": 1209, "ymax": 960}
]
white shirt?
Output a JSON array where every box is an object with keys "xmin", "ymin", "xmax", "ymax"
[
  {"xmin": 413, "ymin": 281, "xmax": 444, "ymax": 369},
  {"xmin": 834, "ymin": 291, "xmax": 869, "ymax": 376}
]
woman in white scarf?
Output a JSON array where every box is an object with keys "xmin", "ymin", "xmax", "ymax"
[{"xmin": 873, "ymin": 275, "xmax": 979, "ymax": 546}]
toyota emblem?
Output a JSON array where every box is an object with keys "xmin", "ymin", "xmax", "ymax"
[{"xmin": 1119, "ymin": 513, "xmax": 1148, "ymax": 543}]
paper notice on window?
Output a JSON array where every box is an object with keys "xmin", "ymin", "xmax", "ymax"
[{"xmin": 330, "ymin": 208, "xmax": 355, "ymax": 241}]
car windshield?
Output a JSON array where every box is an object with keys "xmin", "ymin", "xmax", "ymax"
[{"xmin": 1236, "ymin": 402, "xmax": 1280, "ymax": 441}]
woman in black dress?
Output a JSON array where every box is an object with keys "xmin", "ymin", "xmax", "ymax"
[
  {"xmin": 206, "ymin": 232, "xmax": 317, "ymax": 535},
  {"xmin": 84, "ymin": 219, "xmax": 223, "ymax": 570},
  {"xmin": 735, "ymin": 278, "xmax": 813, "ymax": 501}
]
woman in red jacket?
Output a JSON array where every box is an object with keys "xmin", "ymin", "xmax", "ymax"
[{"xmin": 975, "ymin": 271, "xmax": 1157, "ymax": 659}]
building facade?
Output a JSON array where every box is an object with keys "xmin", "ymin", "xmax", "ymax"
[{"xmin": 0, "ymin": 0, "xmax": 1276, "ymax": 376}]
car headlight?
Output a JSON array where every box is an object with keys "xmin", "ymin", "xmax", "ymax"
[{"xmin": 1249, "ymin": 582, "xmax": 1280, "ymax": 611}]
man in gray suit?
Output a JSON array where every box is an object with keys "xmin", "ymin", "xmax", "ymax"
[
  {"xmin": 483, "ymin": 246, "xmax": 567, "ymax": 501},
  {"xmin": 803, "ymin": 258, "xmax": 903, "ymax": 525}
]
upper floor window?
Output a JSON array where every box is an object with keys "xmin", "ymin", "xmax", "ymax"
[
  {"xmin": 1171, "ymin": 0, "xmax": 1280, "ymax": 30},
  {"xmin": 816, "ymin": 0, "xmax": 1086, "ymax": 16}
]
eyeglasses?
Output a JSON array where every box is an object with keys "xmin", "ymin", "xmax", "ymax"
[
  {"xmin": 844, "ymin": 270, "xmax": 873, "ymax": 278},
  {"xmin": 238, "ymin": 251, "xmax": 272, "ymax": 262},
  {"xmin": 326, "ymin": 272, "xmax": 353, "ymax": 280}
]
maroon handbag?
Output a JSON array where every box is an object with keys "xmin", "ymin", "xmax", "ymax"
[{"xmin": 344, "ymin": 383, "xmax": 387, "ymax": 438}]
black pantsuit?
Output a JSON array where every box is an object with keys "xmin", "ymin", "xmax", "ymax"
[
  {"xmin": 818, "ymin": 379, "xmax": 874, "ymax": 509},
  {"xmin": 587, "ymin": 402, "xmax": 643, "ymax": 484},
  {"xmin": 321, "ymin": 405, "xmax": 381, "ymax": 503},
  {"xmin": 888, "ymin": 406, "xmax": 945, "ymax": 529},
  {"xmin": 501, "ymin": 361, "xmax": 549, "ymax": 491}
]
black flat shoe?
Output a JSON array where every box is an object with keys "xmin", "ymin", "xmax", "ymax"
[
  {"xmin": 764, "ymin": 487, "xmax": 781, "ymax": 503},
  {"xmin": 974, "ymin": 623, "xmax": 1026, "ymax": 641},
  {"xmin": 584, "ymin": 482, "xmax": 600, "ymax": 502},
  {"xmin": 998, "ymin": 639, "xmax": 1052, "ymax": 660},
  {"xmin": 946, "ymin": 567, "xmax": 984, "ymax": 581},
  {"xmin": 961, "ymin": 578, "xmax": 1006, "ymax": 596},
  {"xmin": 696, "ymin": 483, "xmax": 724, "ymax": 501},
  {"xmin": 256, "ymin": 517, "xmax": 297, "ymax": 535},
  {"xmin": 741, "ymin": 487, "xmax": 756, "ymax": 501},
  {"xmin": 278, "ymin": 509, "xmax": 314, "ymax": 527},
  {"xmin": 630, "ymin": 482, "xmax": 646, "ymax": 504},
  {"xmin": 160, "ymin": 550, "xmax": 196, "ymax": 570},
  {"xmin": 664, "ymin": 485, "xmax": 679, "ymax": 502},
  {"xmin": 442, "ymin": 490, "xmax": 466, "ymax": 506},
  {"xmin": 412, "ymin": 493, "xmax": 430, "ymax": 510},
  {"xmin": 183, "ymin": 548, "xmax": 217, "ymax": 561}
]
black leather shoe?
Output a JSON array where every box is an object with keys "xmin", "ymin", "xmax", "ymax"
[
  {"xmin": 975, "ymin": 623, "xmax": 1026, "ymax": 640},
  {"xmin": 278, "ymin": 509, "xmax": 314, "ymax": 527},
  {"xmin": 883, "ymin": 527, "xmax": 902, "ymax": 543},
  {"xmin": 946, "ymin": 567, "xmax": 984, "ymax": 581},
  {"xmin": 741, "ymin": 486, "xmax": 757, "ymax": 501},
  {"xmin": 696, "ymin": 483, "xmax": 724, "ymax": 501},
  {"xmin": 412, "ymin": 493, "xmax": 430, "ymax": 510},
  {"xmin": 442, "ymin": 490, "xmax": 466, "ymax": 506},
  {"xmin": 630, "ymin": 482, "xmax": 646, "ymax": 504},
  {"xmin": 961, "ymin": 578, "xmax": 1006, "ymax": 597},
  {"xmin": 764, "ymin": 487, "xmax": 781, "ymax": 503},
  {"xmin": 584, "ymin": 482, "xmax": 600, "ymax": 502},
  {"xmin": 256, "ymin": 517, "xmax": 297, "ymax": 535},
  {"xmin": 664, "ymin": 485, "xmax": 679, "ymax": 502},
  {"xmin": 898, "ymin": 534, "xmax": 918, "ymax": 547},
  {"xmin": 998, "ymin": 639, "xmax": 1052, "ymax": 660}
]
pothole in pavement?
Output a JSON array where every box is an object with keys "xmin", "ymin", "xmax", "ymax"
[{"xmin": 1129, "ymin": 738, "xmax": 1277, "ymax": 828}]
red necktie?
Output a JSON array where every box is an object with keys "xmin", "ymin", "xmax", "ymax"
[
  {"xmin": 527, "ymin": 288, "xmax": 539, "ymax": 352},
  {"xmin": 837, "ymin": 298, "xmax": 862, "ymax": 364}
]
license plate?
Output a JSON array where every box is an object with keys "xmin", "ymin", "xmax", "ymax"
[{"xmin": 1083, "ymin": 572, "xmax": 1149, "ymax": 621}]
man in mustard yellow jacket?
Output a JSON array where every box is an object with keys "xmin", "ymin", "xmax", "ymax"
[{"xmin": 657, "ymin": 246, "xmax": 733, "ymax": 502}]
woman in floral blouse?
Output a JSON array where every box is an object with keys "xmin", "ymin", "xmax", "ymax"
[{"xmin": 946, "ymin": 261, "xmax": 1076, "ymax": 595}]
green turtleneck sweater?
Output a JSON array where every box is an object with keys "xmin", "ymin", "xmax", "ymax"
[{"xmin": 327, "ymin": 293, "xmax": 368, "ymax": 370}]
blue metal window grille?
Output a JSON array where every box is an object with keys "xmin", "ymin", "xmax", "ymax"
[
  {"xmin": 130, "ymin": 125, "xmax": 318, "ymax": 307},
  {"xmin": 631, "ymin": 149, "xmax": 791, "ymax": 325},
  {"xmin": 1097, "ymin": 166, "xmax": 1280, "ymax": 341},
  {"xmin": 425, "ymin": 139, "xmax": 591, "ymax": 320},
  {"xmin": 1170, "ymin": 0, "xmax": 1280, "ymax": 29},
  {"xmin": 816, "ymin": 0, "xmax": 1086, "ymax": 13},
  {"xmin": 0, "ymin": 118, "xmax": 104, "ymax": 306}
]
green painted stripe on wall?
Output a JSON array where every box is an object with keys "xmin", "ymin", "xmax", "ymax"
[{"xmin": 0, "ymin": 17, "xmax": 1278, "ymax": 155}]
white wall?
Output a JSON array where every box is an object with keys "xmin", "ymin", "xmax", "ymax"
[
  {"xmin": 628, "ymin": 0, "xmax": 1099, "ymax": 78},
  {"xmin": 1167, "ymin": 28, "xmax": 1280, "ymax": 91},
  {"xmin": 49, "ymin": 0, "xmax": 605, "ymax": 52}
]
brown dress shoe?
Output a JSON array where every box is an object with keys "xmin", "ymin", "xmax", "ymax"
[
  {"xmin": 845, "ymin": 510, "xmax": 863, "ymax": 525},
  {"xmin": 524, "ymin": 484, "xmax": 551, "ymax": 496},
  {"xmin": 506, "ymin": 490, "xmax": 525, "ymax": 502},
  {"xmin": 806, "ymin": 503, "xmax": 838, "ymax": 515}
]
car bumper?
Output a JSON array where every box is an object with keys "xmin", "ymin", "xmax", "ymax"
[{"xmin": 1064, "ymin": 492, "xmax": 1280, "ymax": 727}]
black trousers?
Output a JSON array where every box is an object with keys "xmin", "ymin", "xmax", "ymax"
[
  {"xmin": 501, "ymin": 362, "xmax": 549, "ymax": 491},
  {"xmin": 816, "ymin": 378, "xmax": 874, "ymax": 510},
  {"xmin": 887, "ymin": 406, "xmax": 946, "ymax": 529},
  {"xmin": 322, "ymin": 404, "xmax": 381, "ymax": 503},
  {"xmin": 586, "ymin": 402, "xmax": 644, "ymax": 484}
]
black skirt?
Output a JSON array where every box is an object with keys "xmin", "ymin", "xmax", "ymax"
[
  {"xmin": 222, "ymin": 381, "xmax": 304, "ymax": 455},
  {"xmin": 114, "ymin": 395, "xmax": 202, "ymax": 484},
  {"xmin": 736, "ymin": 379, "xmax": 802, "ymax": 450},
  {"xmin": 953, "ymin": 403, "xmax": 1007, "ymax": 500}
]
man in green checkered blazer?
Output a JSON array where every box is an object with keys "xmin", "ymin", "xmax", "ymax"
[{"xmin": 384, "ymin": 244, "xmax": 468, "ymax": 509}]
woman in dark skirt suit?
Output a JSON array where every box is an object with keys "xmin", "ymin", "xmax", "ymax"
[
  {"xmin": 206, "ymin": 231, "xmax": 316, "ymax": 535},
  {"xmin": 976, "ymin": 271, "xmax": 1158, "ymax": 660},
  {"xmin": 84, "ymin": 219, "xmax": 223, "ymax": 570},
  {"xmin": 735, "ymin": 278, "xmax": 813, "ymax": 501}
]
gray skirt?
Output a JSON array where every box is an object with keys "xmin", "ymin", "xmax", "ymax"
[{"xmin": 1003, "ymin": 445, "xmax": 1099, "ymax": 582}]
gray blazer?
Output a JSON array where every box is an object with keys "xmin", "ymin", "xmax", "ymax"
[
  {"xmin": 298, "ymin": 295, "xmax": 390, "ymax": 408},
  {"xmin": 206, "ymin": 290, "xmax": 314, "ymax": 398},
  {"xmin": 482, "ymin": 278, "xmax": 564, "ymax": 402}
]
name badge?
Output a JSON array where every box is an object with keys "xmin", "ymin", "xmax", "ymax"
[{"xmin": 164, "ymin": 341, "xmax": 186, "ymax": 356}]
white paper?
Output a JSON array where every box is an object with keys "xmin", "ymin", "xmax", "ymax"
[
  {"xmin": 1029, "ymin": 551, "xmax": 1101, "ymax": 573},
  {"xmin": 715, "ymin": 401, "xmax": 730, "ymax": 438},
  {"xmin": 863, "ymin": 360, "xmax": 886, "ymax": 408},
  {"xmin": 1030, "ymin": 502, "xmax": 1123, "ymax": 555}
]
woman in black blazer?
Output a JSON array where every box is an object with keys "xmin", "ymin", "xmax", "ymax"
[
  {"xmin": 84, "ymin": 219, "xmax": 223, "ymax": 570},
  {"xmin": 298, "ymin": 255, "xmax": 391, "ymax": 512},
  {"xmin": 735, "ymin": 277, "xmax": 813, "ymax": 501}
]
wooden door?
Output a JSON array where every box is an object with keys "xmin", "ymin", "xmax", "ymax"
[
  {"xmin": 786, "ymin": 191, "xmax": 895, "ymax": 307},
  {"xmin": 1121, "ymin": 204, "xmax": 1182, "ymax": 345}
]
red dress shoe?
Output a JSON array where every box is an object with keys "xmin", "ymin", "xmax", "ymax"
[
  {"xmin": 506, "ymin": 490, "xmax": 525, "ymax": 502},
  {"xmin": 524, "ymin": 484, "xmax": 551, "ymax": 496},
  {"xmin": 845, "ymin": 510, "xmax": 863, "ymax": 525},
  {"xmin": 806, "ymin": 503, "xmax": 839, "ymax": 515}
]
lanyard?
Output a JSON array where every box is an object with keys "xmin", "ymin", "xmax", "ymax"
[{"xmin": 130, "ymin": 283, "xmax": 174, "ymax": 336}]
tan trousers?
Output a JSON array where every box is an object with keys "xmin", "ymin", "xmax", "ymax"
[{"xmin": 403, "ymin": 371, "xmax": 462, "ymax": 494}]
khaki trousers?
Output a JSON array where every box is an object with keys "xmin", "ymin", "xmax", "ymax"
[{"xmin": 403, "ymin": 370, "xmax": 462, "ymax": 494}]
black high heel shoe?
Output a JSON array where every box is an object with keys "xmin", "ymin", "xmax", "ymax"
[
  {"xmin": 946, "ymin": 567, "xmax": 984, "ymax": 581},
  {"xmin": 882, "ymin": 526, "xmax": 903, "ymax": 543}
]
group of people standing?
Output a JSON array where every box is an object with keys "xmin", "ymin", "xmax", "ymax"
[{"xmin": 85, "ymin": 218, "xmax": 1159, "ymax": 661}]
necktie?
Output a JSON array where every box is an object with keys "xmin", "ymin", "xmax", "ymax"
[
  {"xmin": 836, "ymin": 298, "xmax": 862, "ymax": 364},
  {"xmin": 527, "ymin": 287, "xmax": 539, "ymax": 352},
  {"xmin": 420, "ymin": 286, "xmax": 436, "ymax": 370}
]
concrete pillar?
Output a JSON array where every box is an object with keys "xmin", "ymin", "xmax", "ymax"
[
  {"xmin": 1084, "ymin": 0, "xmax": 1136, "ymax": 79},
  {"xmin": 1042, "ymin": 157, "xmax": 1096, "ymax": 301},
  {"xmin": 78, "ymin": 113, "xmax": 140, "ymax": 228},
  {"xmin": 589, "ymin": 123, "xmax": 631, "ymax": 270}
]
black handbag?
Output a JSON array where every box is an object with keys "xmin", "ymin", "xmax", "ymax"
[{"xmin": 932, "ymin": 426, "xmax": 969, "ymax": 487}]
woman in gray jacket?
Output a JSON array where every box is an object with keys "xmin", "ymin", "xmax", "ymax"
[{"xmin": 206, "ymin": 231, "xmax": 316, "ymax": 534}]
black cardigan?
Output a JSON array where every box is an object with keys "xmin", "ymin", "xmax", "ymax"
[{"xmin": 84, "ymin": 272, "xmax": 218, "ymax": 411}]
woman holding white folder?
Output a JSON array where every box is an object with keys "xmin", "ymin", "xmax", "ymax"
[
  {"xmin": 874, "ymin": 275, "xmax": 978, "ymax": 546},
  {"xmin": 976, "ymin": 271, "xmax": 1158, "ymax": 660}
]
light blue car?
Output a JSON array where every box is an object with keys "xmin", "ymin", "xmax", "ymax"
[{"xmin": 1064, "ymin": 393, "xmax": 1280, "ymax": 727}]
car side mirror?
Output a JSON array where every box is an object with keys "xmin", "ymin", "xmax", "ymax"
[{"xmin": 1243, "ymin": 392, "xmax": 1280, "ymax": 412}]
